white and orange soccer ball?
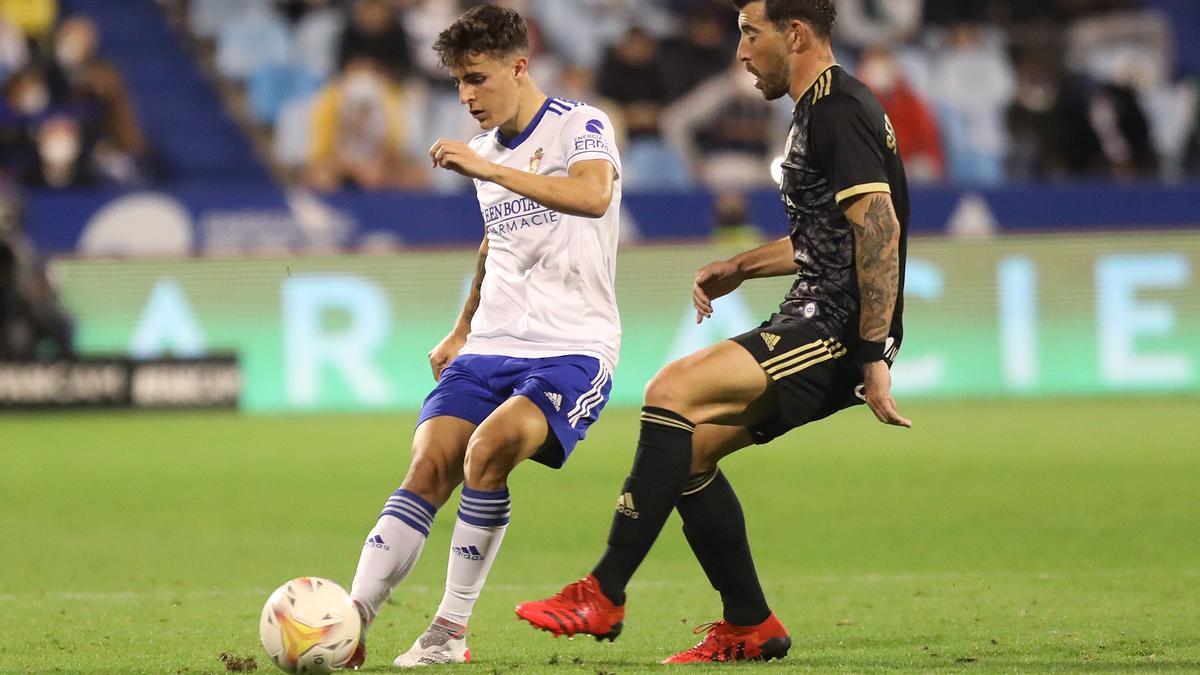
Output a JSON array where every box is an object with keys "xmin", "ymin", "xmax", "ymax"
[{"xmin": 259, "ymin": 577, "xmax": 361, "ymax": 674}]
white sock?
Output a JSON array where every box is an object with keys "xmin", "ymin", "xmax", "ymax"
[
  {"xmin": 350, "ymin": 488, "xmax": 437, "ymax": 624},
  {"xmin": 435, "ymin": 486, "xmax": 511, "ymax": 626}
]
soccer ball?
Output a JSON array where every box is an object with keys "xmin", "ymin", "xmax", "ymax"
[{"xmin": 259, "ymin": 577, "xmax": 361, "ymax": 674}]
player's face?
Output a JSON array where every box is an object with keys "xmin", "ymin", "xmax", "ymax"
[
  {"xmin": 736, "ymin": 2, "xmax": 791, "ymax": 101},
  {"xmin": 450, "ymin": 52, "xmax": 522, "ymax": 130}
]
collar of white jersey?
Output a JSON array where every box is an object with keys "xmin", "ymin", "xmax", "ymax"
[{"xmin": 494, "ymin": 97, "xmax": 554, "ymax": 150}]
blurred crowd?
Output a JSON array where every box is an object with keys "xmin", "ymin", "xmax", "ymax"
[
  {"xmin": 0, "ymin": 1, "xmax": 150, "ymax": 190},
  {"xmin": 4, "ymin": 0, "xmax": 1200, "ymax": 194},
  {"xmin": 171, "ymin": 0, "xmax": 1200, "ymax": 194}
]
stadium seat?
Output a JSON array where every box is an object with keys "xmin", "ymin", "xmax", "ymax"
[
  {"xmin": 248, "ymin": 64, "xmax": 321, "ymax": 126},
  {"xmin": 291, "ymin": 6, "xmax": 345, "ymax": 81},
  {"xmin": 215, "ymin": 3, "xmax": 291, "ymax": 82},
  {"xmin": 273, "ymin": 94, "xmax": 316, "ymax": 171},
  {"xmin": 623, "ymin": 139, "xmax": 692, "ymax": 190},
  {"xmin": 187, "ymin": 0, "xmax": 253, "ymax": 40}
]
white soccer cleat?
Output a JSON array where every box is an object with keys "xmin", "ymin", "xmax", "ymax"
[{"xmin": 393, "ymin": 619, "xmax": 471, "ymax": 668}]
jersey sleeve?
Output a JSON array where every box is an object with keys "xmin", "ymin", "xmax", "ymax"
[
  {"xmin": 809, "ymin": 94, "xmax": 890, "ymax": 205},
  {"xmin": 560, "ymin": 106, "xmax": 621, "ymax": 177}
]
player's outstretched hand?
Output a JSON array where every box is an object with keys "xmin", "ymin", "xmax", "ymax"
[
  {"xmin": 429, "ymin": 138, "xmax": 493, "ymax": 180},
  {"xmin": 693, "ymin": 260, "xmax": 745, "ymax": 323},
  {"xmin": 862, "ymin": 360, "xmax": 912, "ymax": 428},
  {"xmin": 429, "ymin": 332, "xmax": 467, "ymax": 381}
]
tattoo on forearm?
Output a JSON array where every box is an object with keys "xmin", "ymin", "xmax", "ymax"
[
  {"xmin": 854, "ymin": 195, "xmax": 899, "ymax": 342},
  {"xmin": 461, "ymin": 245, "xmax": 487, "ymax": 323}
]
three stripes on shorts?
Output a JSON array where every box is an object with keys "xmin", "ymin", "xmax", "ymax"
[{"xmin": 761, "ymin": 338, "xmax": 846, "ymax": 380}]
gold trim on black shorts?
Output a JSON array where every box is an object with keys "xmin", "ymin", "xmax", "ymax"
[{"xmin": 760, "ymin": 338, "xmax": 846, "ymax": 380}]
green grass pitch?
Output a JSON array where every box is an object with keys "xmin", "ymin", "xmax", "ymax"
[{"xmin": 2, "ymin": 398, "xmax": 1198, "ymax": 673}]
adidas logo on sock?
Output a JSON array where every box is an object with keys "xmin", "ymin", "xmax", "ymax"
[
  {"xmin": 365, "ymin": 534, "xmax": 390, "ymax": 551},
  {"xmin": 544, "ymin": 391, "xmax": 563, "ymax": 411},
  {"xmin": 615, "ymin": 492, "xmax": 639, "ymax": 519},
  {"xmin": 760, "ymin": 332, "xmax": 781, "ymax": 352},
  {"xmin": 452, "ymin": 544, "xmax": 485, "ymax": 561}
]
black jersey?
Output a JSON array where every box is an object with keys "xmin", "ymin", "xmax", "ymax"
[{"xmin": 776, "ymin": 65, "xmax": 908, "ymax": 350}]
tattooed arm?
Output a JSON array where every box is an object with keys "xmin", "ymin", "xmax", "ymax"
[
  {"xmin": 844, "ymin": 193, "xmax": 911, "ymax": 427},
  {"xmin": 846, "ymin": 194, "xmax": 900, "ymax": 344},
  {"xmin": 429, "ymin": 237, "xmax": 488, "ymax": 381}
]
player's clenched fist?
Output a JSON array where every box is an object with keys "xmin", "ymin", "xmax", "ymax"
[
  {"xmin": 428, "ymin": 331, "xmax": 467, "ymax": 381},
  {"xmin": 692, "ymin": 260, "xmax": 745, "ymax": 323},
  {"xmin": 429, "ymin": 138, "xmax": 494, "ymax": 180}
]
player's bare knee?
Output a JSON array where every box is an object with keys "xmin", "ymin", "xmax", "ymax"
[
  {"xmin": 688, "ymin": 434, "xmax": 722, "ymax": 474},
  {"xmin": 401, "ymin": 454, "xmax": 459, "ymax": 506},
  {"xmin": 689, "ymin": 449, "xmax": 719, "ymax": 475},
  {"xmin": 463, "ymin": 435, "xmax": 515, "ymax": 490},
  {"xmin": 643, "ymin": 368, "xmax": 692, "ymax": 413}
]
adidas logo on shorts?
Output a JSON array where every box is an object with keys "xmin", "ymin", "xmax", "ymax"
[
  {"xmin": 544, "ymin": 391, "xmax": 563, "ymax": 411},
  {"xmin": 760, "ymin": 332, "xmax": 781, "ymax": 352},
  {"xmin": 616, "ymin": 492, "xmax": 639, "ymax": 519}
]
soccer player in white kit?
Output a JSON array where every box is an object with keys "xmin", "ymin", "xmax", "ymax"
[{"xmin": 343, "ymin": 4, "xmax": 622, "ymax": 669}]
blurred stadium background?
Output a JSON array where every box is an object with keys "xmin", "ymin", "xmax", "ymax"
[
  {"xmin": 1, "ymin": 0, "xmax": 1198, "ymax": 407},
  {"xmin": 1, "ymin": 0, "xmax": 1198, "ymax": 672}
]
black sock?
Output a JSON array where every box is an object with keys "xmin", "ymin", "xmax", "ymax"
[
  {"xmin": 591, "ymin": 406, "xmax": 694, "ymax": 605},
  {"xmin": 677, "ymin": 469, "xmax": 771, "ymax": 627}
]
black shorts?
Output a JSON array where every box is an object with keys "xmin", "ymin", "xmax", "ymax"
[{"xmin": 729, "ymin": 313, "xmax": 878, "ymax": 444}]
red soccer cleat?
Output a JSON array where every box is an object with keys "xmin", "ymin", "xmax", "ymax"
[
  {"xmin": 661, "ymin": 613, "xmax": 791, "ymax": 664},
  {"xmin": 514, "ymin": 575, "xmax": 624, "ymax": 641}
]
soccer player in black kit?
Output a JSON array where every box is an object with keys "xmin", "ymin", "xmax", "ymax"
[{"xmin": 517, "ymin": 0, "xmax": 911, "ymax": 664}]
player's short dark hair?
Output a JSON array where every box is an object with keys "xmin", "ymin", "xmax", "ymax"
[
  {"xmin": 732, "ymin": 0, "xmax": 836, "ymax": 40},
  {"xmin": 433, "ymin": 4, "xmax": 529, "ymax": 69}
]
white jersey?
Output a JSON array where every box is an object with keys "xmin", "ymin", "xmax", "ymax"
[{"xmin": 460, "ymin": 97, "xmax": 622, "ymax": 370}]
